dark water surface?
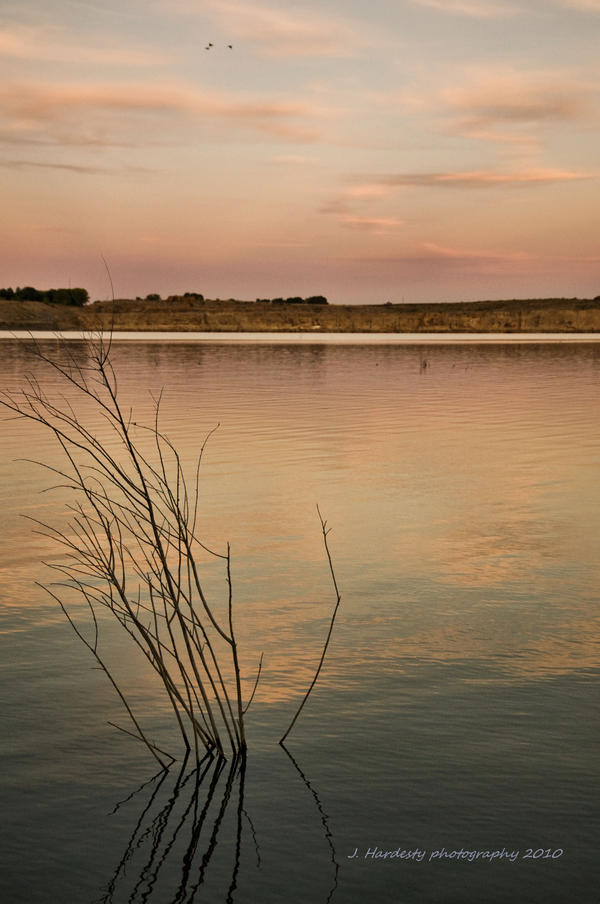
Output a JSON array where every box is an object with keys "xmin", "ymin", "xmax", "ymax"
[{"xmin": 1, "ymin": 337, "xmax": 599, "ymax": 903}]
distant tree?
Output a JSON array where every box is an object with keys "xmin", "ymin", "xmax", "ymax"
[
  {"xmin": 67, "ymin": 287, "xmax": 89, "ymax": 306},
  {"xmin": 145, "ymin": 293, "xmax": 161, "ymax": 301},
  {"xmin": 46, "ymin": 287, "xmax": 89, "ymax": 306},
  {"xmin": 306, "ymin": 295, "xmax": 328, "ymax": 305},
  {"xmin": 285, "ymin": 296, "xmax": 304, "ymax": 304},
  {"xmin": 18, "ymin": 286, "xmax": 44, "ymax": 301},
  {"xmin": 183, "ymin": 292, "xmax": 204, "ymax": 300},
  {"xmin": 0, "ymin": 287, "xmax": 15, "ymax": 299}
]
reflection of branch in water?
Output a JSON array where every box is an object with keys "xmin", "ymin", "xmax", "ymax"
[
  {"xmin": 137, "ymin": 754, "xmax": 217, "ymax": 902},
  {"xmin": 98, "ymin": 750, "xmax": 337, "ymax": 904},
  {"xmin": 98, "ymin": 769, "xmax": 170, "ymax": 904},
  {"xmin": 109, "ymin": 769, "xmax": 166, "ymax": 817},
  {"xmin": 280, "ymin": 744, "xmax": 339, "ymax": 904},
  {"xmin": 242, "ymin": 805, "xmax": 261, "ymax": 869},
  {"xmin": 174, "ymin": 756, "xmax": 229, "ymax": 902},
  {"xmin": 226, "ymin": 753, "xmax": 247, "ymax": 903},
  {"xmin": 186, "ymin": 754, "xmax": 243, "ymax": 902},
  {"xmin": 96, "ymin": 753, "xmax": 248, "ymax": 904}
]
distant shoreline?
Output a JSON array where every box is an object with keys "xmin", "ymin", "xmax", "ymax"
[
  {"xmin": 1, "ymin": 296, "xmax": 600, "ymax": 334},
  {"xmin": 3, "ymin": 331, "xmax": 600, "ymax": 344}
]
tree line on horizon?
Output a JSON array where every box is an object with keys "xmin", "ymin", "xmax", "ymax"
[
  {"xmin": 0, "ymin": 288, "xmax": 329, "ymax": 306},
  {"xmin": 141, "ymin": 293, "xmax": 329, "ymax": 305},
  {"xmin": 255, "ymin": 295, "xmax": 328, "ymax": 305},
  {"xmin": 0, "ymin": 286, "xmax": 89, "ymax": 306}
]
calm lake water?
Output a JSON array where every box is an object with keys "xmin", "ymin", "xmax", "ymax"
[{"xmin": 1, "ymin": 335, "xmax": 599, "ymax": 903}]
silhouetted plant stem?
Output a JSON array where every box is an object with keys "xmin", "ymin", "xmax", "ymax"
[
  {"xmin": 279, "ymin": 505, "xmax": 342, "ymax": 745},
  {"xmin": 227, "ymin": 544, "xmax": 246, "ymax": 751}
]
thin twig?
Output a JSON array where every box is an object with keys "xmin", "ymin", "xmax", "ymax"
[{"xmin": 279, "ymin": 506, "xmax": 341, "ymax": 745}]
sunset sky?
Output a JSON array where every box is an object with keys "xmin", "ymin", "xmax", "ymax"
[{"xmin": 1, "ymin": 0, "xmax": 599, "ymax": 304}]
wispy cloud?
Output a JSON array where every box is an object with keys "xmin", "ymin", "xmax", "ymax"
[
  {"xmin": 418, "ymin": 242, "xmax": 535, "ymax": 261},
  {"xmin": 0, "ymin": 158, "xmax": 110, "ymax": 173},
  {"xmin": 409, "ymin": 0, "xmax": 518, "ymax": 18},
  {"xmin": 319, "ymin": 165, "xmax": 589, "ymax": 235},
  {"xmin": 0, "ymin": 158, "xmax": 155, "ymax": 175},
  {"xmin": 270, "ymin": 154, "xmax": 318, "ymax": 165},
  {"xmin": 33, "ymin": 225, "xmax": 77, "ymax": 234},
  {"xmin": 334, "ymin": 169, "xmax": 592, "ymax": 207},
  {"xmin": 197, "ymin": 0, "xmax": 365, "ymax": 57},
  {"xmin": 0, "ymin": 22, "xmax": 166, "ymax": 65},
  {"xmin": 370, "ymin": 242, "xmax": 600, "ymax": 268},
  {"xmin": 0, "ymin": 81, "xmax": 322, "ymax": 147},
  {"xmin": 340, "ymin": 215, "xmax": 405, "ymax": 233},
  {"xmin": 364, "ymin": 242, "xmax": 541, "ymax": 275},
  {"xmin": 557, "ymin": 0, "xmax": 600, "ymax": 10},
  {"xmin": 362, "ymin": 168, "xmax": 592, "ymax": 189},
  {"xmin": 443, "ymin": 70, "xmax": 592, "ymax": 142},
  {"xmin": 402, "ymin": 67, "xmax": 596, "ymax": 146}
]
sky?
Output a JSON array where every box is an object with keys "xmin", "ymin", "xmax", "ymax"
[{"xmin": 1, "ymin": 0, "xmax": 599, "ymax": 304}]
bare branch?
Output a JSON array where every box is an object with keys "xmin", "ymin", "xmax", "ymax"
[{"xmin": 279, "ymin": 506, "xmax": 342, "ymax": 745}]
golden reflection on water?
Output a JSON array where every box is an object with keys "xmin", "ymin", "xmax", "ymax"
[{"xmin": 1, "ymin": 339, "xmax": 599, "ymax": 703}]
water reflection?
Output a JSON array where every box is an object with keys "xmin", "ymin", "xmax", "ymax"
[
  {"xmin": 280, "ymin": 744, "xmax": 339, "ymax": 904},
  {"xmin": 2, "ymin": 337, "xmax": 599, "ymax": 904},
  {"xmin": 97, "ymin": 750, "xmax": 339, "ymax": 904},
  {"xmin": 98, "ymin": 753, "xmax": 247, "ymax": 904},
  {"xmin": 2, "ymin": 336, "xmax": 599, "ymax": 692}
]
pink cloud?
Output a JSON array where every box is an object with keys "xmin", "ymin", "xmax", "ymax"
[
  {"xmin": 0, "ymin": 158, "xmax": 111, "ymax": 173},
  {"xmin": 409, "ymin": 0, "xmax": 518, "ymax": 17},
  {"xmin": 340, "ymin": 215, "xmax": 405, "ymax": 233},
  {"xmin": 349, "ymin": 168, "xmax": 592, "ymax": 193},
  {"xmin": 360, "ymin": 243, "xmax": 543, "ymax": 278},
  {"xmin": 418, "ymin": 242, "xmax": 536, "ymax": 261},
  {"xmin": 558, "ymin": 0, "xmax": 600, "ymax": 10},
  {"xmin": 0, "ymin": 158, "xmax": 154, "ymax": 175},
  {"xmin": 0, "ymin": 81, "xmax": 322, "ymax": 146},
  {"xmin": 0, "ymin": 23, "xmax": 166, "ymax": 65},
  {"xmin": 270, "ymin": 154, "xmax": 318, "ymax": 165},
  {"xmin": 443, "ymin": 71, "xmax": 591, "ymax": 143},
  {"xmin": 401, "ymin": 67, "xmax": 597, "ymax": 147},
  {"xmin": 365, "ymin": 243, "xmax": 600, "ymax": 270}
]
